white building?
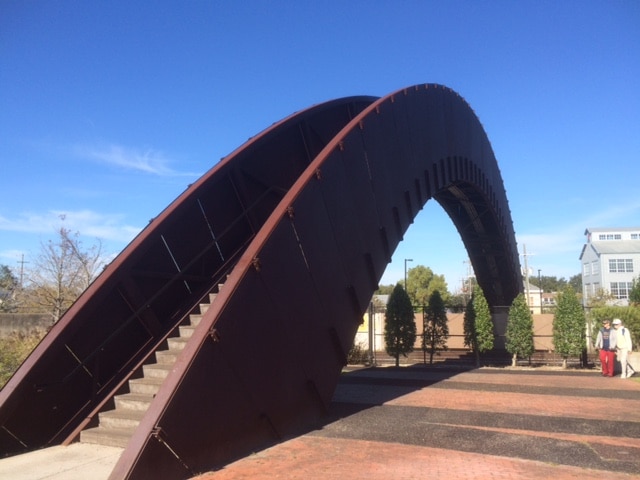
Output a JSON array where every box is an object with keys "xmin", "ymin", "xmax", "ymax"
[
  {"xmin": 579, "ymin": 227, "xmax": 640, "ymax": 306},
  {"xmin": 523, "ymin": 281, "xmax": 543, "ymax": 314}
]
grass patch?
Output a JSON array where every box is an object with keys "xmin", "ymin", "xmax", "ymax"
[{"xmin": 0, "ymin": 330, "xmax": 46, "ymax": 389}]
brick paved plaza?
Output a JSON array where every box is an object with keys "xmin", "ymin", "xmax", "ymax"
[{"xmin": 195, "ymin": 366, "xmax": 640, "ymax": 480}]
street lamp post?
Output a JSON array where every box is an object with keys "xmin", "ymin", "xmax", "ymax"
[
  {"xmin": 368, "ymin": 301, "xmax": 375, "ymax": 366},
  {"xmin": 538, "ymin": 269, "xmax": 542, "ymax": 314},
  {"xmin": 404, "ymin": 258, "xmax": 413, "ymax": 290}
]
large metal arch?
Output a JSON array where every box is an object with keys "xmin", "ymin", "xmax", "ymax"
[
  {"xmin": 0, "ymin": 95, "xmax": 375, "ymax": 455},
  {"xmin": 0, "ymin": 84, "xmax": 522, "ymax": 479},
  {"xmin": 110, "ymin": 84, "xmax": 522, "ymax": 479},
  {"xmin": 435, "ymin": 174, "xmax": 520, "ymax": 307}
]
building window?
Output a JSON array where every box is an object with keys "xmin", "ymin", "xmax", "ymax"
[
  {"xmin": 610, "ymin": 282, "xmax": 619, "ymax": 298},
  {"xmin": 591, "ymin": 261, "xmax": 599, "ymax": 274},
  {"xmin": 599, "ymin": 234, "xmax": 622, "ymax": 240},
  {"xmin": 583, "ymin": 263, "xmax": 591, "ymax": 275},
  {"xmin": 632, "ymin": 233, "xmax": 639, "ymax": 240},
  {"xmin": 610, "ymin": 282, "xmax": 633, "ymax": 299},
  {"xmin": 609, "ymin": 259, "xmax": 634, "ymax": 273}
]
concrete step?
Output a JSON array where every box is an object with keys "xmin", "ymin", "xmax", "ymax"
[
  {"xmin": 193, "ymin": 293, "xmax": 218, "ymax": 321},
  {"xmin": 201, "ymin": 293, "xmax": 217, "ymax": 312},
  {"xmin": 155, "ymin": 349, "xmax": 180, "ymax": 364},
  {"xmin": 81, "ymin": 425, "xmax": 137, "ymax": 448},
  {"xmin": 167, "ymin": 335, "xmax": 188, "ymax": 350},
  {"xmin": 98, "ymin": 409, "xmax": 145, "ymax": 430},
  {"xmin": 114, "ymin": 393, "xmax": 154, "ymax": 411},
  {"xmin": 129, "ymin": 376, "xmax": 164, "ymax": 396},
  {"xmin": 178, "ymin": 325, "xmax": 196, "ymax": 338},
  {"xmin": 142, "ymin": 362, "xmax": 173, "ymax": 379}
]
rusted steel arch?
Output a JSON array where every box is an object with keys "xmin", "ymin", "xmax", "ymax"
[
  {"xmin": 0, "ymin": 96, "xmax": 375, "ymax": 457},
  {"xmin": 435, "ymin": 171, "xmax": 520, "ymax": 307},
  {"xmin": 0, "ymin": 83, "xmax": 521, "ymax": 479},
  {"xmin": 109, "ymin": 84, "xmax": 522, "ymax": 479}
]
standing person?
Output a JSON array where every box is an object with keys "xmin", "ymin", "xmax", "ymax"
[
  {"xmin": 612, "ymin": 318, "xmax": 633, "ymax": 379},
  {"xmin": 595, "ymin": 319, "xmax": 616, "ymax": 377}
]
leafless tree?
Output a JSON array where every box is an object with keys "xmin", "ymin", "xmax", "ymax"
[{"xmin": 23, "ymin": 224, "xmax": 104, "ymax": 322}]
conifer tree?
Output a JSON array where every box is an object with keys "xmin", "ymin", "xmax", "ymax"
[
  {"xmin": 384, "ymin": 284, "xmax": 417, "ymax": 367},
  {"xmin": 463, "ymin": 297, "xmax": 477, "ymax": 362},
  {"xmin": 553, "ymin": 285, "xmax": 586, "ymax": 368},
  {"xmin": 629, "ymin": 276, "xmax": 640, "ymax": 307},
  {"xmin": 474, "ymin": 285, "xmax": 494, "ymax": 362},
  {"xmin": 506, "ymin": 293, "xmax": 535, "ymax": 367},
  {"xmin": 422, "ymin": 290, "xmax": 449, "ymax": 364},
  {"xmin": 0, "ymin": 265, "xmax": 19, "ymax": 313},
  {"xmin": 464, "ymin": 285, "xmax": 494, "ymax": 367}
]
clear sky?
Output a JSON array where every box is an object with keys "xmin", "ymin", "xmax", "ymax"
[{"xmin": 1, "ymin": 1, "xmax": 639, "ymax": 293}]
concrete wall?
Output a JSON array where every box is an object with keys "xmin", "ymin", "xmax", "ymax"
[{"xmin": 0, "ymin": 314, "xmax": 51, "ymax": 338}]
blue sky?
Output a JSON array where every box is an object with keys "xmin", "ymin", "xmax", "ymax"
[{"xmin": 1, "ymin": 1, "xmax": 639, "ymax": 294}]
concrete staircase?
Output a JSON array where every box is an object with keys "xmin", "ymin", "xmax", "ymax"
[{"xmin": 80, "ymin": 291, "xmax": 218, "ymax": 448}]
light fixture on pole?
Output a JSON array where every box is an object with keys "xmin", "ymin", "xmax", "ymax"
[{"xmin": 404, "ymin": 258, "xmax": 413, "ymax": 290}]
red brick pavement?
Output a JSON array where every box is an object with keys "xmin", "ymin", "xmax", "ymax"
[
  {"xmin": 193, "ymin": 367, "xmax": 640, "ymax": 480},
  {"xmin": 193, "ymin": 436, "xmax": 632, "ymax": 480}
]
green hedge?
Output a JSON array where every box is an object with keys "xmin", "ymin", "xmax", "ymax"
[{"xmin": 589, "ymin": 306, "xmax": 640, "ymax": 349}]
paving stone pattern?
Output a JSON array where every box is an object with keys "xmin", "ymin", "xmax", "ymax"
[{"xmin": 195, "ymin": 366, "xmax": 640, "ymax": 480}]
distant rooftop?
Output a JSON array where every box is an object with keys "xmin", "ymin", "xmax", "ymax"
[{"xmin": 584, "ymin": 226, "xmax": 640, "ymax": 234}]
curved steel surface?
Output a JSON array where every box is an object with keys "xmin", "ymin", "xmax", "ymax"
[
  {"xmin": 0, "ymin": 84, "xmax": 522, "ymax": 479},
  {"xmin": 0, "ymin": 95, "xmax": 374, "ymax": 455},
  {"xmin": 111, "ymin": 84, "xmax": 522, "ymax": 479}
]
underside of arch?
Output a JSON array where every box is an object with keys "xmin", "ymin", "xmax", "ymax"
[{"xmin": 0, "ymin": 84, "xmax": 522, "ymax": 479}]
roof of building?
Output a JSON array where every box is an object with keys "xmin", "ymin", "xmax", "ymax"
[
  {"xmin": 589, "ymin": 241, "xmax": 640, "ymax": 255},
  {"xmin": 372, "ymin": 294, "xmax": 389, "ymax": 305},
  {"xmin": 523, "ymin": 281, "xmax": 541, "ymax": 293},
  {"xmin": 584, "ymin": 226, "xmax": 640, "ymax": 234},
  {"xmin": 579, "ymin": 243, "xmax": 591, "ymax": 260}
]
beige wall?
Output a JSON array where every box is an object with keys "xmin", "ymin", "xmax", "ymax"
[
  {"xmin": 0, "ymin": 314, "xmax": 51, "ymax": 338},
  {"xmin": 356, "ymin": 312, "xmax": 557, "ymax": 352}
]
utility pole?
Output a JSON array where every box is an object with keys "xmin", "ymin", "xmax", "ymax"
[
  {"xmin": 538, "ymin": 269, "xmax": 543, "ymax": 314},
  {"xmin": 522, "ymin": 245, "xmax": 531, "ymax": 310},
  {"xmin": 463, "ymin": 259, "xmax": 473, "ymax": 298},
  {"xmin": 18, "ymin": 253, "xmax": 28, "ymax": 289}
]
